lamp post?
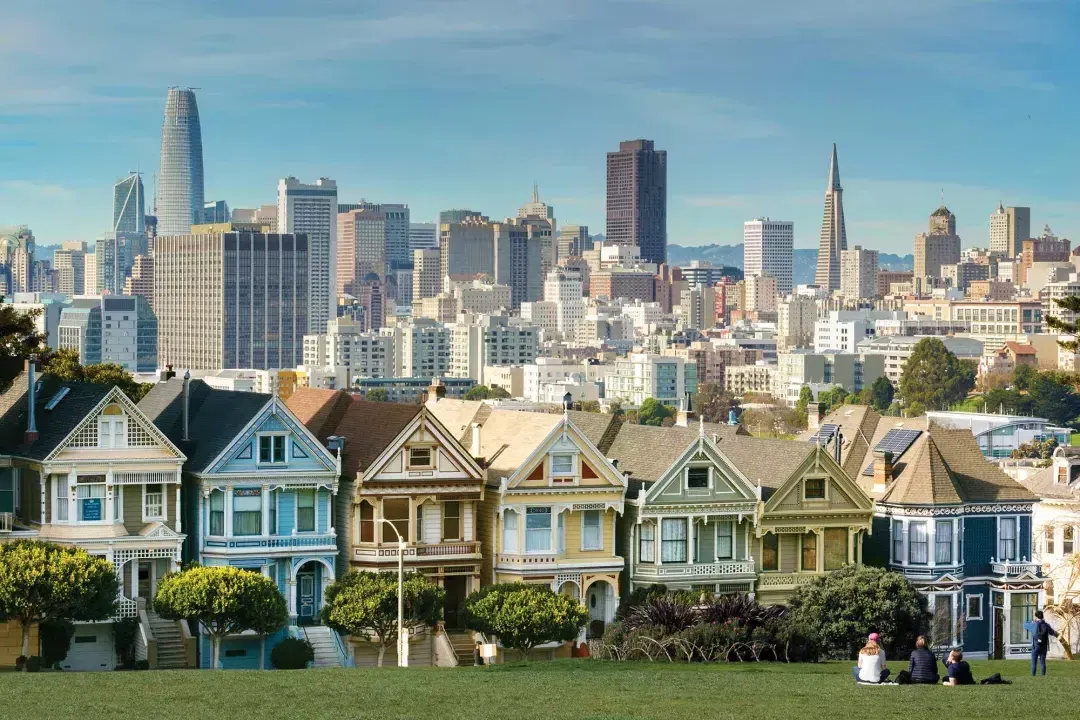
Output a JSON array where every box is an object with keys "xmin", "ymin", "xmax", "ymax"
[{"xmin": 377, "ymin": 517, "xmax": 409, "ymax": 667}]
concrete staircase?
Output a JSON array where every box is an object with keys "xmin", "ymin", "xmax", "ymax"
[
  {"xmin": 445, "ymin": 629, "xmax": 477, "ymax": 666},
  {"xmin": 302, "ymin": 626, "xmax": 344, "ymax": 668},
  {"xmin": 148, "ymin": 613, "xmax": 189, "ymax": 669}
]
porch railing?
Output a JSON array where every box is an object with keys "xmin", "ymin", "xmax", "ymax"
[
  {"xmin": 353, "ymin": 541, "xmax": 481, "ymax": 561},
  {"xmin": 116, "ymin": 596, "xmax": 138, "ymax": 618},
  {"xmin": 203, "ymin": 533, "xmax": 337, "ymax": 550},
  {"xmin": 635, "ymin": 560, "xmax": 756, "ymax": 579},
  {"xmin": 991, "ymin": 559, "xmax": 1040, "ymax": 577},
  {"xmin": 757, "ymin": 572, "xmax": 818, "ymax": 590}
]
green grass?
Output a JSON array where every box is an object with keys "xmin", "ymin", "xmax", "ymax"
[
  {"xmin": 1070, "ymin": 432, "xmax": 1080, "ymax": 446},
  {"xmin": 2, "ymin": 659, "xmax": 1078, "ymax": 720}
]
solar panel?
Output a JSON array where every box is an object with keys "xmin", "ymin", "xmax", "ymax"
[
  {"xmin": 809, "ymin": 423, "xmax": 839, "ymax": 445},
  {"xmin": 862, "ymin": 428, "xmax": 922, "ymax": 476}
]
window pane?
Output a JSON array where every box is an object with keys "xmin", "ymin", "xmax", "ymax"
[
  {"xmin": 259, "ymin": 436, "xmax": 272, "ymax": 463},
  {"xmin": 935, "ymin": 520, "xmax": 953, "ymax": 564},
  {"xmin": 805, "ymin": 478, "xmax": 825, "ymax": 499},
  {"xmin": 382, "ymin": 498, "xmax": 410, "ymax": 543},
  {"xmin": 801, "ymin": 532, "xmax": 818, "ymax": 571},
  {"xmin": 687, "ymin": 468, "xmax": 709, "ymax": 489},
  {"xmin": 443, "ymin": 501, "xmax": 461, "ymax": 540},
  {"xmin": 716, "ymin": 521, "xmax": 733, "ymax": 559},
  {"xmin": 999, "ymin": 518, "xmax": 1017, "ymax": 560},
  {"xmin": 824, "ymin": 528, "xmax": 847, "ymax": 570},
  {"xmin": 662, "ymin": 519, "xmax": 687, "ymax": 563},
  {"xmin": 639, "ymin": 522, "xmax": 655, "ymax": 563},
  {"xmin": 297, "ymin": 490, "xmax": 315, "ymax": 532},
  {"xmin": 892, "ymin": 520, "xmax": 903, "ymax": 562},
  {"xmin": 762, "ymin": 533, "xmax": 778, "ymax": 571},
  {"xmin": 1065, "ymin": 526, "xmax": 1074, "ymax": 555},
  {"xmin": 209, "ymin": 491, "xmax": 224, "ymax": 536},
  {"xmin": 552, "ymin": 454, "xmax": 573, "ymax": 475},
  {"xmin": 273, "ymin": 436, "xmax": 285, "ymax": 463},
  {"xmin": 503, "ymin": 510, "xmax": 519, "ymax": 553},
  {"xmin": 525, "ymin": 507, "xmax": 552, "ymax": 552},
  {"xmin": 359, "ymin": 502, "xmax": 374, "ymax": 543},
  {"xmin": 410, "ymin": 447, "xmax": 432, "ymax": 467},
  {"xmin": 1009, "ymin": 593, "xmax": 1038, "ymax": 644},
  {"xmin": 583, "ymin": 510, "xmax": 601, "ymax": 550},
  {"xmin": 909, "ymin": 522, "xmax": 928, "ymax": 564}
]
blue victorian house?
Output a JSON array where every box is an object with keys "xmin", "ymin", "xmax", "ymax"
[
  {"xmin": 808, "ymin": 406, "xmax": 1042, "ymax": 659},
  {"xmin": 140, "ymin": 376, "xmax": 344, "ymax": 669}
]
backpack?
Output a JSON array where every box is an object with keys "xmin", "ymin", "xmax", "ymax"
[
  {"xmin": 980, "ymin": 673, "xmax": 1011, "ymax": 685},
  {"xmin": 1036, "ymin": 622, "xmax": 1050, "ymax": 648}
]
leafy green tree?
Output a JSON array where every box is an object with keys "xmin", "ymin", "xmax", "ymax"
[
  {"xmin": 816, "ymin": 387, "xmax": 849, "ymax": 412},
  {"xmin": 983, "ymin": 387, "xmax": 1031, "ymax": 416},
  {"xmin": 463, "ymin": 583, "xmax": 587, "ymax": 660},
  {"xmin": 1011, "ymin": 437, "xmax": 1059, "ymax": 461},
  {"xmin": 899, "ymin": 338, "xmax": 975, "ymax": 411},
  {"xmin": 1013, "ymin": 363, "xmax": 1038, "ymax": 392},
  {"xmin": 1029, "ymin": 373, "xmax": 1080, "ymax": 426},
  {"xmin": 787, "ymin": 565, "xmax": 929, "ymax": 661},
  {"xmin": 321, "ymin": 570, "xmax": 443, "ymax": 667},
  {"xmin": 0, "ymin": 540, "xmax": 118, "ymax": 661},
  {"xmin": 693, "ymin": 382, "xmax": 739, "ymax": 423},
  {"xmin": 43, "ymin": 348, "xmax": 152, "ymax": 402},
  {"xmin": 638, "ymin": 397, "xmax": 676, "ymax": 427},
  {"xmin": 153, "ymin": 565, "xmax": 287, "ymax": 669},
  {"xmin": 365, "ymin": 388, "xmax": 389, "ymax": 402},
  {"xmin": 465, "ymin": 385, "xmax": 511, "ymax": 401},
  {"xmin": 579, "ymin": 400, "xmax": 601, "ymax": 413},
  {"xmin": 794, "ymin": 386, "xmax": 814, "ymax": 415},
  {"xmin": 0, "ymin": 301, "xmax": 46, "ymax": 392},
  {"xmin": 869, "ymin": 376, "xmax": 894, "ymax": 412}
]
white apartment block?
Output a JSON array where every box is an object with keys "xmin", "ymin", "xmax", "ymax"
[
  {"xmin": 840, "ymin": 246, "xmax": 879, "ymax": 299},
  {"xmin": 857, "ymin": 334, "xmax": 984, "ymax": 384},
  {"xmin": 278, "ymin": 177, "xmax": 337, "ymax": 334},
  {"xmin": 520, "ymin": 301, "xmax": 558, "ymax": 333},
  {"xmin": 413, "ymin": 293, "xmax": 458, "ymax": 324},
  {"xmin": 606, "ymin": 353, "xmax": 690, "ymax": 407},
  {"xmin": 523, "ymin": 358, "xmax": 590, "ymax": 402},
  {"xmin": 814, "ymin": 309, "xmax": 905, "ymax": 353},
  {"xmin": 544, "ymin": 270, "xmax": 583, "ymax": 303},
  {"xmin": 743, "ymin": 274, "xmax": 778, "ymax": 313},
  {"xmin": 412, "ymin": 248, "xmax": 441, "ymax": 302},
  {"xmin": 777, "ymin": 295, "xmax": 818, "ymax": 351},
  {"xmin": 724, "ymin": 363, "xmax": 779, "ymax": 397},
  {"xmin": 302, "ymin": 317, "xmax": 393, "ymax": 381},
  {"xmin": 620, "ymin": 300, "xmax": 666, "ymax": 333},
  {"xmin": 449, "ymin": 277, "xmax": 512, "ymax": 315},
  {"xmin": 743, "ymin": 218, "xmax": 794, "ymax": 295},
  {"xmin": 385, "ymin": 320, "xmax": 451, "ymax": 379},
  {"xmin": 449, "ymin": 314, "xmax": 539, "ymax": 383}
]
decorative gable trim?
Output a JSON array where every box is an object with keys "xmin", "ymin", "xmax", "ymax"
[
  {"xmin": 362, "ymin": 407, "xmax": 485, "ymax": 482},
  {"xmin": 47, "ymin": 387, "xmax": 187, "ymax": 462},
  {"xmin": 643, "ymin": 433, "xmax": 759, "ymax": 505},
  {"xmin": 203, "ymin": 396, "xmax": 337, "ymax": 475},
  {"xmin": 762, "ymin": 445, "xmax": 874, "ymax": 514},
  {"xmin": 503, "ymin": 415, "xmax": 626, "ymax": 494}
]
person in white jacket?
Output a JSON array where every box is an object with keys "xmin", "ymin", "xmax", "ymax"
[{"xmin": 854, "ymin": 639, "xmax": 891, "ymax": 683}]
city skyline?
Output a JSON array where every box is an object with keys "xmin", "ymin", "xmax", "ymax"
[{"xmin": 2, "ymin": 1, "xmax": 1079, "ymax": 251}]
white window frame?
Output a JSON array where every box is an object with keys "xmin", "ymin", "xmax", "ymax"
[
  {"xmin": 550, "ymin": 453, "xmax": 576, "ymax": 484},
  {"xmin": 257, "ymin": 433, "xmax": 288, "ymax": 465},
  {"xmin": 802, "ymin": 476, "xmax": 828, "ymax": 502},
  {"xmin": 966, "ymin": 593, "xmax": 984, "ymax": 621},
  {"xmin": 638, "ymin": 521, "xmax": 656, "ymax": 563},
  {"xmin": 909, "ymin": 521, "xmax": 929, "ymax": 565},
  {"xmin": 142, "ymin": 483, "xmax": 165, "ymax": 522},
  {"xmin": 581, "ymin": 509, "xmax": 602, "ymax": 551},
  {"xmin": 408, "ymin": 446, "xmax": 434, "ymax": 469},
  {"xmin": 686, "ymin": 466, "xmax": 711, "ymax": 491},
  {"xmin": 934, "ymin": 519, "xmax": 953, "ymax": 565},
  {"xmin": 892, "ymin": 518, "xmax": 904, "ymax": 564},
  {"xmin": 75, "ymin": 478, "xmax": 107, "ymax": 524},
  {"xmin": 524, "ymin": 506, "xmax": 552, "ymax": 553},
  {"xmin": 998, "ymin": 516, "xmax": 1019, "ymax": 560},
  {"xmin": 716, "ymin": 520, "xmax": 734, "ymax": 560},
  {"xmin": 97, "ymin": 416, "xmax": 127, "ymax": 449},
  {"xmin": 502, "ymin": 510, "xmax": 519, "ymax": 553}
]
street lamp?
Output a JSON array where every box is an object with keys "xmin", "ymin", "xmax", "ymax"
[{"xmin": 377, "ymin": 517, "xmax": 409, "ymax": 667}]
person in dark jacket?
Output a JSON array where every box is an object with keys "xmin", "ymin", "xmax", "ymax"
[
  {"xmin": 1030, "ymin": 610, "xmax": 1058, "ymax": 676},
  {"xmin": 906, "ymin": 636, "xmax": 940, "ymax": 684},
  {"xmin": 943, "ymin": 649, "xmax": 975, "ymax": 686}
]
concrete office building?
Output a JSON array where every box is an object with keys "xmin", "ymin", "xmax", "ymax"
[
  {"xmin": 438, "ymin": 215, "xmax": 495, "ymax": 287},
  {"xmin": 157, "ymin": 88, "xmax": 204, "ymax": 235},
  {"xmin": 777, "ymin": 295, "xmax": 819, "ymax": 350},
  {"xmin": 815, "ymin": 144, "xmax": 847, "ymax": 290},
  {"xmin": 743, "ymin": 218, "xmax": 794, "ymax": 295},
  {"xmin": 384, "ymin": 319, "xmax": 451, "ymax": 379},
  {"xmin": 278, "ymin": 176, "xmax": 337, "ymax": 334},
  {"xmin": 53, "ymin": 241, "xmax": 88, "ymax": 297},
  {"xmin": 123, "ymin": 254, "xmax": 154, "ymax": 310},
  {"xmin": 448, "ymin": 314, "xmax": 539, "ymax": 384},
  {"xmin": 2, "ymin": 292, "xmax": 70, "ymax": 348},
  {"xmin": 858, "ymin": 335, "xmax": 984, "ymax": 385},
  {"xmin": 877, "ymin": 270, "xmax": 915, "ymax": 297},
  {"xmin": 412, "ymin": 248, "xmax": 441, "ymax": 302},
  {"xmin": 409, "ymin": 222, "xmax": 438, "ymax": 251},
  {"xmin": 0, "ymin": 226, "xmax": 35, "ymax": 296},
  {"xmin": 154, "ymin": 231, "xmax": 309, "ymax": 370},
  {"xmin": 340, "ymin": 201, "xmax": 410, "ymax": 271},
  {"xmin": 989, "ymin": 203, "xmax": 1031, "ymax": 258},
  {"xmin": 914, "ymin": 206, "xmax": 962, "ymax": 280},
  {"xmin": 606, "ymin": 353, "xmax": 693, "ymax": 407},
  {"xmin": 840, "ymin": 246, "xmax": 879, "ymax": 299},
  {"xmin": 814, "ymin": 309, "xmax": 905, "ymax": 353},
  {"xmin": 517, "ymin": 185, "xmax": 556, "ymax": 274},
  {"xmin": 557, "ymin": 225, "xmax": 591, "ymax": 261},
  {"xmin": 775, "ymin": 351, "xmax": 885, "ymax": 406},
  {"xmin": 439, "ymin": 209, "xmax": 482, "ymax": 225},
  {"xmin": 337, "ymin": 208, "xmax": 386, "ymax": 296},
  {"xmin": 494, "ymin": 217, "xmax": 544, "ymax": 309},
  {"xmin": 606, "ymin": 139, "xmax": 667, "ymax": 265},
  {"xmin": 1021, "ymin": 228, "xmax": 1071, "ymax": 285}
]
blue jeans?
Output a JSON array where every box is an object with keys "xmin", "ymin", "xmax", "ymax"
[
  {"xmin": 854, "ymin": 666, "xmax": 891, "ymax": 683},
  {"xmin": 1031, "ymin": 646, "xmax": 1048, "ymax": 676}
]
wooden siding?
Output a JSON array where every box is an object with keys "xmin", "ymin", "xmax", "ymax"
[
  {"xmin": 965, "ymin": 516, "xmax": 995, "ymax": 576},
  {"xmin": 779, "ymin": 534, "xmax": 798, "ymax": 573},
  {"xmin": 122, "ymin": 484, "xmax": 146, "ymax": 534},
  {"xmin": 478, "ymin": 499, "xmax": 497, "ymax": 585},
  {"xmin": 0, "ymin": 620, "xmax": 38, "ymax": 668}
]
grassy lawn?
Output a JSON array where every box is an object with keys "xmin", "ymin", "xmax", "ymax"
[
  {"xmin": 1071, "ymin": 432, "xmax": 1080, "ymax": 446},
  {"xmin": 2, "ymin": 659, "xmax": 1078, "ymax": 720}
]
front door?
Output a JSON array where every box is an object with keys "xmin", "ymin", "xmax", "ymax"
[
  {"xmin": 993, "ymin": 608, "xmax": 1005, "ymax": 660},
  {"xmin": 138, "ymin": 561, "xmax": 152, "ymax": 600},
  {"xmin": 297, "ymin": 572, "xmax": 316, "ymax": 624},
  {"xmin": 443, "ymin": 576, "xmax": 467, "ymax": 629},
  {"xmin": 586, "ymin": 583, "xmax": 609, "ymax": 638}
]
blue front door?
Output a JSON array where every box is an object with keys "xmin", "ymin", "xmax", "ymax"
[{"xmin": 298, "ymin": 571, "xmax": 316, "ymax": 624}]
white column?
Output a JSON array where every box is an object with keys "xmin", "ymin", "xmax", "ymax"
[
  {"xmin": 130, "ymin": 558, "xmax": 139, "ymax": 599},
  {"xmin": 39, "ymin": 473, "xmax": 46, "ymax": 524},
  {"xmin": 105, "ymin": 469, "xmax": 114, "ymax": 525},
  {"xmin": 327, "ymin": 487, "xmax": 335, "ymax": 536},
  {"xmin": 929, "ymin": 521, "xmax": 937, "ymax": 569},
  {"xmin": 688, "ymin": 516, "xmax": 695, "ymax": 565},
  {"xmin": 286, "ymin": 577, "xmax": 297, "ymax": 619},
  {"xmin": 225, "ymin": 487, "xmax": 234, "ymax": 537},
  {"xmin": 848, "ymin": 528, "xmax": 856, "ymax": 565},
  {"xmin": 261, "ymin": 486, "xmax": 270, "ymax": 538},
  {"xmin": 175, "ymin": 485, "xmax": 182, "ymax": 533},
  {"xmin": 68, "ymin": 469, "xmax": 77, "ymax": 524},
  {"xmin": 816, "ymin": 529, "xmax": 824, "ymax": 573},
  {"xmin": 150, "ymin": 560, "xmax": 158, "ymax": 598},
  {"xmin": 953, "ymin": 520, "xmax": 960, "ymax": 566}
]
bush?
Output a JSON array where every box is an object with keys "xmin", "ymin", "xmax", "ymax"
[
  {"xmin": 15, "ymin": 655, "xmax": 27, "ymax": 671},
  {"xmin": 39, "ymin": 618, "xmax": 75, "ymax": 666},
  {"xmin": 622, "ymin": 595, "xmax": 698, "ymax": 634},
  {"xmin": 26, "ymin": 655, "xmax": 43, "ymax": 672},
  {"xmin": 786, "ymin": 565, "xmax": 929, "ymax": 660},
  {"xmin": 271, "ymin": 637, "xmax": 315, "ymax": 669},
  {"xmin": 113, "ymin": 617, "xmax": 140, "ymax": 669},
  {"xmin": 463, "ymin": 583, "xmax": 587, "ymax": 659},
  {"xmin": 134, "ymin": 659, "xmax": 150, "ymax": 671}
]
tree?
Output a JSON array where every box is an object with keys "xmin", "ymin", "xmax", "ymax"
[
  {"xmin": 694, "ymin": 382, "xmax": 739, "ymax": 423},
  {"xmin": 463, "ymin": 583, "xmax": 587, "ymax": 660},
  {"xmin": 638, "ymin": 397, "xmax": 676, "ymax": 427},
  {"xmin": 1047, "ymin": 295, "xmax": 1080, "ymax": 353},
  {"xmin": 153, "ymin": 565, "xmax": 287, "ymax": 669},
  {"xmin": 869, "ymin": 377, "xmax": 894, "ymax": 412},
  {"xmin": 0, "ymin": 301, "xmax": 46, "ymax": 392},
  {"xmin": 983, "ymin": 387, "xmax": 1031, "ymax": 416},
  {"xmin": 816, "ymin": 387, "xmax": 849, "ymax": 413},
  {"xmin": 579, "ymin": 400, "xmax": 601, "ymax": 413},
  {"xmin": 1013, "ymin": 363, "xmax": 1038, "ymax": 392},
  {"xmin": 1029, "ymin": 372, "xmax": 1080, "ymax": 427},
  {"xmin": 794, "ymin": 386, "xmax": 814, "ymax": 415},
  {"xmin": 899, "ymin": 338, "xmax": 975, "ymax": 411},
  {"xmin": 787, "ymin": 565, "xmax": 929, "ymax": 661},
  {"xmin": 43, "ymin": 348, "xmax": 152, "ymax": 402},
  {"xmin": 365, "ymin": 388, "xmax": 389, "ymax": 402},
  {"xmin": 0, "ymin": 540, "xmax": 118, "ymax": 661},
  {"xmin": 1011, "ymin": 437, "xmax": 1059, "ymax": 461},
  {"xmin": 1043, "ymin": 549, "xmax": 1080, "ymax": 659},
  {"xmin": 463, "ymin": 384, "xmax": 510, "ymax": 401},
  {"xmin": 321, "ymin": 570, "xmax": 443, "ymax": 667}
]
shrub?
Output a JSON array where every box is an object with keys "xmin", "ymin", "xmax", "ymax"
[
  {"xmin": 134, "ymin": 659, "xmax": 150, "ymax": 671},
  {"xmin": 26, "ymin": 655, "xmax": 43, "ymax": 672},
  {"xmin": 39, "ymin": 618, "xmax": 75, "ymax": 666},
  {"xmin": 113, "ymin": 617, "xmax": 140, "ymax": 669},
  {"xmin": 622, "ymin": 595, "xmax": 698, "ymax": 634},
  {"xmin": 787, "ymin": 565, "xmax": 929, "ymax": 660},
  {"xmin": 463, "ymin": 583, "xmax": 587, "ymax": 660},
  {"xmin": 698, "ymin": 593, "xmax": 786, "ymax": 631},
  {"xmin": 271, "ymin": 637, "xmax": 315, "ymax": 669}
]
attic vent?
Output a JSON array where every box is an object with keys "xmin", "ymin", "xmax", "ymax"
[{"xmin": 44, "ymin": 387, "xmax": 71, "ymax": 411}]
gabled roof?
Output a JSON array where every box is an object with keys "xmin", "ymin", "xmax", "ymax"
[
  {"xmin": 138, "ymin": 378, "xmax": 269, "ymax": 472},
  {"xmin": 1017, "ymin": 465, "xmax": 1080, "ymax": 502},
  {"xmin": 0, "ymin": 371, "xmax": 114, "ymax": 461},
  {"xmin": 285, "ymin": 389, "xmax": 420, "ymax": 477},
  {"xmin": 1003, "ymin": 341, "xmax": 1036, "ymax": 355},
  {"xmin": 604, "ymin": 422, "xmax": 745, "ymax": 497},
  {"xmin": 712, "ymin": 435, "xmax": 817, "ymax": 500},
  {"xmin": 504, "ymin": 414, "xmax": 626, "ymax": 492}
]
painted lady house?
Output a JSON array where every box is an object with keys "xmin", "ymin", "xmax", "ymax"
[
  {"xmin": 0, "ymin": 364, "xmax": 191, "ymax": 671},
  {"xmin": 139, "ymin": 375, "xmax": 342, "ymax": 669},
  {"xmin": 426, "ymin": 396, "xmax": 627, "ymax": 657},
  {"xmin": 287, "ymin": 388, "xmax": 487, "ymax": 666},
  {"xmin": 814, "ymin": 405, "xmax": 1043, "ymax": 659}
]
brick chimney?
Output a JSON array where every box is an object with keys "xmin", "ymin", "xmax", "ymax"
[
  {"xmin": 872, "ymin": 450, "xmax": 894, "ymax": 493},
  {"xmin": 25, "ymin": 358, "xmax": 39, "ymax": 445},
  {"xmin": 427, "ymin": 377, "xmax": 446, "ymax": 404},
  {"xmin": 807, "ymin": 403, "xmax": 823, "ymax": 430}
]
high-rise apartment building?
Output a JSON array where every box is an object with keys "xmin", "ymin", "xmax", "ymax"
[
  {"xmin": 814, "ymin": 144, "xmax": 847, "ymax": 290},
  {"xmin": 606, "ymin": 139, "xmax": 667, "ymax": 265},
  {"xmin": 840, "ymin": 245, "xmax": 879, "ymax": 299},
  {"xmin": 1021, "ymin": 226, "xmax": 1071, "ymax": 285},
  {"xmin": 914, "ymin": 206, "xmax": 962, "ymax": 280},
  {"xmin": 339, "ymin": 201, "xmax": 410, "ymax": 271},
  {"xmin": 53, "ymin": 241, "xmax": 87, "ymax": 297},
  {"xmin": 557, "ymin": 225, "xmax": 591, "ymax": 261},
  {"xmin": 94, "ymin": 231, "xmax": 143, "ymax": 295},
  {"xmin": 202, "ymin": 200, "xmax": 230, "ymax": 224},
  {"xmin": 412, "ymin": 248, "xmax": 442, "ymax": 302},
  {"xmin": 989, "ymin": 203, "xmax": 1031, "ymax": 258},
  {"xmin": 278, "ymin": 177, "xmax": 337, "ymax": 334},
  {"xmin": 113, "ymin": 172, "xmax": 145, "ymax": 234},
  {"xmin": 0, "ymin": 226, "xmax": 34, "ymax": 296},
  {"xmin": 123, "ymin": 254, "xmax": 154, "ymax": 310},
  {"xmin": 157, "ymin": 88, "xmax": 204, "ymax": 235},
  {"xmin": 494, "ymin": 217, "xmax": 544, "ymax": 309},
  {"xmin": 517, "ymin": 185, "xmax": 556, "ymax": 274},
  {"xmin": 741, "ymin": 274, "xmax": 778, "ymax": 313},
  {"xmin": 153, "ymin": 231, "xmax": 309, "ymax": 370},
  {"xmin": 57, "ymin": 295, "xmax": 157, "ymax": 372},
  {"xmin": 336, "ymin": 208, "xmax": 386, "ymax": 296},
  {"xmin": 84, "ymin": 251, "xmax": 97, "ymax": 297},
  {"xmin": 302, "ymin": 317, "xmax": 393, "ymax": 380},
  {"xmin": 409, "ymin": 222, "xmax": 438, "ymax": 251},
  {"xmin": 743, "ymin": 217, "xmax": 794, "ymax": 295},
  {"xmin": 777, "ymin": 295, "xmax": 818, "ymax": 350},
  {"xmin": 438, "ymin": 215, "xmax": 495, "ymax": 287},
  {"xmin": 448, "ymin": 314, "xmax": 539, "ymax": 383}
]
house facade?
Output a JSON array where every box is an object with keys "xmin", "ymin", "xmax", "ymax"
[
  {"xmin": 0, "ymin": 366, "xmax": 189, "ymax": 671},
  {"xmin": 140, "ymin": 377, "xmax": 341, "ymax": 669}
]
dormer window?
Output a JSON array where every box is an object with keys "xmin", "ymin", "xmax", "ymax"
[
  {"xmin": 552, "ymin": 454, "xmax": 574, "ymax": 475},
  {"xmin": 1058, "ymin": 465, "xmax": 1068, "ymax": 484},
  {"xmin": 259, "ymin": 435, "xmax": 286, "ymax": 464},
  {"xmin": 804, "ymin": 478, "xmax": 826, "ymax": 500},
  {"xmin": 98, "ymin": 405, "xmax": 127, "ymax": 449},
  {"xmin": 408, "ymin": 447, "xmax": 433, "ymax": 469},
  {"xmin": 687, "ymin": 467, "xmax": 709, "ymax": 490}
]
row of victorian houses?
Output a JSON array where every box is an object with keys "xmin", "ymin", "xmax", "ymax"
[{"xmin": 0, "ymin": 364, "xmax": 1068, "ymax": 670}]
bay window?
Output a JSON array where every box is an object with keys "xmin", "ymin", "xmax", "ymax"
[
  {"xmin": 909, "ymin": 522, "xmax": 929, "ymax": 565},
  {"xmin": 935, "ymin": 520, "xmax": 953, "ymax": 564},
  {"xmin": 716, "ymin": 521, "xmax": 733, "ymax": 559},
  {"xmin": 824, "ymin": 528, "xmax": 847, "ymax": 570},
  {"xmin": 358, "ymin": 501, "xmax": 374, "ymax": 543},
  {"xmin": 525, "ymin": 507, "xmax": 552, "ymax": 552},
  {"xmin": 1065, "ymin": 526, "xmax": 1074, "ymax": 555},
  {"xmin": 999, "ymin": 517, "xmax": 1018, "ymax": 560},
  {"xmin": 297, "ymin": 489, "xmax": 315, "ymax": 532},
  {"xmin": 382, "ymin": 498, "xmax": 410, "ymax": 543},
  {"xmin": 502, "ymin": 510, "xmax": 519, "ymax": 553},
  {"xmin": 582, "ymin": 510, "xmax": 602, "ymax": 550},
  {"xmin": 76, "ymin": 477, "xmax": 106, "ymax": 522},
  {"xmin": 639, "ymin": 522, "xmax": 655, "ymax": 563},
  {"xmin": 892, "ymin": 519, "xmax": 903, "ymax": 563},
  {"xmin": 661, "ymin": 518, "xmax": 688, "ymax": 563},
  {"xmin": 209, "ymin": 490, "xmax": 224, "ymax": 536},
  {"xmin": 232, "ymin": 489, "xmax": 261, "ymax": 536}
]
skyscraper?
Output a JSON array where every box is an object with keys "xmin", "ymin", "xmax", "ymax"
[
  {"xmin": 412, "ymin": 248, "xmax": 441, "ymax": 303},
  {"xmin": 914, "ymin": 206, "xmax": 962, "ymax": 281},
  {"xmin": 989, "ymin": 203, "xmax": 1030, "ymax": 258},
  {"xmin": 0, "ymin": 226, "xmax": 34, "ymax": 296},
  {"xmin": 556, "ymin": 225, "xmax": 591, "ymax": 261},
  {"xmin": 337, "ymin": 208, "xmax": 386, "ymax": 296},
  {"xmin": 606, "ymin": 139, "xmax": 667, "ymax": 265},
  {"xmin": 438, "ymin": 215, "xmax": 495, "ymax": 288},
  {"xmin": 339, "ymin": 201, "xmax": 410, "ymax": 271},
  {"xmin": 278, "ymin": 176, "xmax": 337, "ymax": 335},
  {"xmin": 814, "ymin": 144, "xmax": 848, "ymax": 291},
  {"xmin": 518, "ymin": 185, "xmax": 556, "ymax": 274},
  {"xmin": 494, "ymin": 217, "xmax": 544, "ymax": 310},
  {"xmin": 157, "ymin": 88, "xmax": 204, "ymax": 235},
  {"xmin": 840, "ymin": 246, "xmax": 879, "ymax": 299},
  {"xmin": 743, "ymin": 218, "xmax": 794, "ymax": 295},
  {"xmin": 113, "ymin": 172, "xmax": 145, "ymax": 234},
  {"xmin": 409, "ymin": 223, "xmax": 438, "ymax": 251}
]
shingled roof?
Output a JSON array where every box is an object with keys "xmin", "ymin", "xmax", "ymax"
[
  {"xmin": 712, "ymin": 435, "xmax": 817, "ymax": 499},
  {"xmin": 0, "ymin": 370, "xmax": 112, "ymax": 460},
  {"xmin": 603, "ymin": 422, "xmax": 746, "ymax": 495}
]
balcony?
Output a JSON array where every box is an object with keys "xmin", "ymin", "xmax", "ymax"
[
  {"xmin": 203, "ymin": 533, "xmax": 338, "ymax": 553},
  {"xmin": 353, "ymin": 541, "xmax": 482, "ymax": 564},
  {"xmin": 756, "ymin": 572, "xmax": 819, "ymax": 591},
  {"xmin": 635, "ymin": 560, "xmax": 756, "ymax": 581},
  {"xmin": 991, "ymin": 559, "xmax": 1040, "ymax": 577}
]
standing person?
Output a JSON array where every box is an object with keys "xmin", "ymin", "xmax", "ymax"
[
  {"xmin": 905, "ymin": 636, "xmax": 940, "ymax": 684},
  {"xmin": 943, "ymin": 649, "xmax": 975, "ymax": 686},
  {"xmin": 1030, "ymin": 610, "xmax": 1058, "ymax": 676},
  {"xmin": 854, "ymin": 639, "xmax": 890, "ymax": 684}
]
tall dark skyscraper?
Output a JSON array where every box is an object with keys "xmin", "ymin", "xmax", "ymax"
[
  {"xmin": 606, "ymin": 139, "xmax": 667, "ymax": 265},
  {"xmin": 113, "ymin": 172, "xmax": 145, "ymax": 233},
  {"xmin": 814, "ymin": 144, "xmax": 847, "ymax": 290},
  {"xmin": 157, "ymin": 88, "xmax": 204, "ymax": 235}
]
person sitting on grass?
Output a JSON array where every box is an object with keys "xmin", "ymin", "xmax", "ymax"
[
  {"xmin": 900, "ymin": 636, "xmax": 939, "ymax": 684},
  {"xmin": 853, "ymin": 639, "xmax": 890, "ymax": 684},
  {"xmin": 943, "ymin": 649, "xmax": 975, "ymax": 686}
]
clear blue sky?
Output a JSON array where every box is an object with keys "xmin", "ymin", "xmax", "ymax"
[{"xmin": 1, "ymin": 0, "xmax": 1077, "ymax": 253}]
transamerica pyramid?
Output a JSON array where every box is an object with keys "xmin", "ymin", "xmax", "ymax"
[{"xmin": 814, "ymin": 144, "xmax": 847, "ymax": 290}]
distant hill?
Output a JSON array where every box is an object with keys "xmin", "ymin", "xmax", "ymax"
[{"xmin": 668, "ymin": 244, "xmax": 913, "ymax": 286}]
